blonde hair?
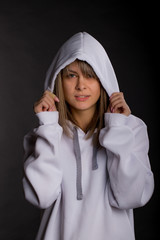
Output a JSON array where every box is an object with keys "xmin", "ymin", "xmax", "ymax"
[{"xmin": 53, "ymin": 59, "xmax": 108, "ymax": 147}]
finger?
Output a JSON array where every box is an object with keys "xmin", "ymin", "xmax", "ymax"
[
  {"xmin": 34, "ymin": 91, "xmax": 59, "ymax": 113},
  {"xmin": 109, "ymin": 92, "xmax": 131, "ymax": 115},
  {"xmin": 109, "ymin": 93, "xmax": 124, "ymax": 111},
  {"xmin": 110, "ymin": 99, "xmax": 124, "ymax": 109},
  {"xmin": 43, "ymin": 94, "xmax": 55, "ymax": 107},
  {"xmin": 42, "ymin": 97, "xmax": 54, "ymax": 108},
  {"xmin": 112, "ymin": 102, "xmax": 125, "ymax": 113},
  {"xmin": 35, "ymin": 101, "xmax": 50, "ymax": 113},
  {"xmin": 110, "ymin": 93, "xmax": 124, "ymax": 104},
  {"xmin": 41, "ymin": 92, "xmax": 58, "ymax": 109},
  {"xmin": 46, "ymin": 91, "xmax": 60, "ymax": 102},
  {"xmin": 39, "ymin": 98, "xmax": 56, "ymax": 112},
  {"xmin": 110, "ymin": 92, "xmax": 123, "ymax": 99},
  {"xmin": 48, "ymin": 106, "xmax": 57, "ymax": 112},
  {"xmin": 109, "ymin": 92, "xmax": 119, "ymax": 101}
]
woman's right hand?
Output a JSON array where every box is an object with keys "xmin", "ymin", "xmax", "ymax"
[{"xmin": 34, "ymin": 90, "xmax": 60, "ymax": 113}]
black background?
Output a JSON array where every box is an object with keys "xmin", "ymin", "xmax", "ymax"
[{"xmin": 0, "ymin": 1, "xmax": 159, "ymax": 239}]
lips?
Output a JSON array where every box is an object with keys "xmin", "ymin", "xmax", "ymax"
[{"xmin": 75, "ymin": 95, "xmax": 90, "ymax": 101}]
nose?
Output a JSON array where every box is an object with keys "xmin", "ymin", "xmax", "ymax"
[{"xmin": 75, "ymin": 76, "xmax": 86, "ymax": 91}]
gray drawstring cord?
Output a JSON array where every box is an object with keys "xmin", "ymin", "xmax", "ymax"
[
  {"xmin": 73, "ymin": 127, "xmax": 98, "ymax": 200},
  {"xmin": 92, "ymin": 146, "xmax": 98, "ymax": 170},
  {"xmin": 73, "ymin": 127, "xmax": 83, "ymax": 200}
]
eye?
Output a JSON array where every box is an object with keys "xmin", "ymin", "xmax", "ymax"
[
  {"xmin": 86, "ymin": 74, "xmax": 92, "ymax": 78},
  {"xmin": 68, "ymin": 73, "xmax": 77, "ymax": 78}
]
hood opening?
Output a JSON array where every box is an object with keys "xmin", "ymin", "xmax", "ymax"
[{"xmin": 44, "ymin": 32, "xmax": 119, "ymax": 97}]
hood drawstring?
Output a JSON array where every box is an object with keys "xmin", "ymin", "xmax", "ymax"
[
  {"xmin": 92, "ymin": 144, "xmax": 98, "ymax": 170},
  {"xmin": 73, "ymin": 127, "xmax": 98, "ymax": 200},
  {"xmin": 73, "ymin": 127, "xmax": 83, "ymax": 200}
]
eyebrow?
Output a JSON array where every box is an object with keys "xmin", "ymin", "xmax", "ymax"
[{"xmin": 67, "ymin": 69, "xmax": 78, "ymax": 74}]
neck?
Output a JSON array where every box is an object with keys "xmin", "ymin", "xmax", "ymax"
[{"xmin": 71, "ymin": 108, "xmax": 95, "ymax": 132}]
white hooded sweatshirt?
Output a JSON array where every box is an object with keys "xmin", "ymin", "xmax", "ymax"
[{"xmin": 23, "ymin": 32, "xmax": 154, "ymax": 240}]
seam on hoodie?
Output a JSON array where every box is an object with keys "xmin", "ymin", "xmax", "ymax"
[{"xmin": 81, "ymin": 32, "xmax": 84, "ymax": 54}]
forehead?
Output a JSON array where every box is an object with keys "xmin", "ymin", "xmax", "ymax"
[
  {"xmin": 63, "ymin": 60, "xmax": 98, "ymax": 80},
  {"xmin": 67, "ymin": 61, "xmax": 79, "ymax": 71}
]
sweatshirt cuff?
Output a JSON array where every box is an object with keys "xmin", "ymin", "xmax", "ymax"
[
  {"xmin": 36, "ymin": 111, "xmax": 59, "ymax": 125},
  {"xmin": 104, "ymin": 113, "xmax": 129, "ymax": 127}
]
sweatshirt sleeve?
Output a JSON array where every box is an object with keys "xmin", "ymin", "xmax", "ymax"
[
  {"xmin": 23, "ymin": 111, "xmax": 63, "ymax": 209},
  {"xmin": 99, "ymin": 113, "xmax": 154, "ymax": 210}
]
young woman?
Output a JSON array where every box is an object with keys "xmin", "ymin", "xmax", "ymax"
[{"xmin": 23, "ymin": 32, "xmax": 154, "ymax": 240}]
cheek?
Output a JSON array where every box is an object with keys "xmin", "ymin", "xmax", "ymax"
[
  {"xmin": 93, "ymin": 82, "xmax": 101, "ymax": 98},
  {"xmin": 62, "ymin": 82, "xmax": 74, "ymax": 100}
]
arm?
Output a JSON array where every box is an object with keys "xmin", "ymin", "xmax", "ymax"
[
  {"xmin": 99, "ymin": 93, "xmax": 154, "ymax": 209},
  {"xmin": 23, "ymin": 92, "xmax": 62, "ymax": 209}
]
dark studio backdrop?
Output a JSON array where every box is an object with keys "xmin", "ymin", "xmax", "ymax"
[{"xmin": 0, "ymin": 1, "xmax": 158, "ymax": 239}]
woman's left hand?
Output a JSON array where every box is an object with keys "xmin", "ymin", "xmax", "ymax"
[{"xmin": 107, "ymin": 92, "xmax": 131, "ymax": 116}]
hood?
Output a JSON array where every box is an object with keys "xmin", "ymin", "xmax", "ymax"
[{"xmin": 44, "ymin": 32, "xmax": 119, "ymax": 97}]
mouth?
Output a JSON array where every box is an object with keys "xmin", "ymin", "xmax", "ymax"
[{"xmin": 74, "ymin": 95, "xmax": 90, "ymax": 101}]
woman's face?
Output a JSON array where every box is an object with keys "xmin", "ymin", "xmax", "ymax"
[{"xmin": 62, "ymin": 61, "xmax": 101, "ymax": 116}]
